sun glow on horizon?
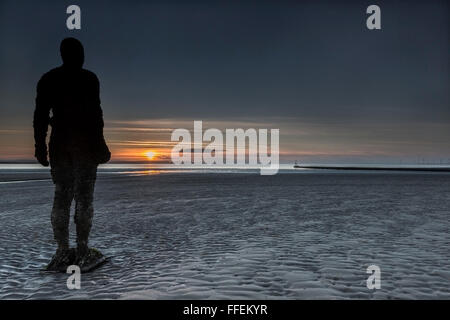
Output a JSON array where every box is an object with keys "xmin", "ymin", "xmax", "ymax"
[{"xmin": 145, "ymin": 150, "xmax": 156, "ymax": 160}]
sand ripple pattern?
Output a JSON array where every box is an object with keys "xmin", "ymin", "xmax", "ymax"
[{"xmin": 0, "ymin": 172, "xmax": 449, "ymax": 299}]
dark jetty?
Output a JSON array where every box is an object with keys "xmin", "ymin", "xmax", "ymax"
[{"xmin": 294, "ymin": 165, "xmax": 450, "ymax": 172}]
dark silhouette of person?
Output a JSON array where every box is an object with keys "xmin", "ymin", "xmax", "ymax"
[{"xmin": 33, "ymin": 37, "xmax": 110, "ymax": 270}]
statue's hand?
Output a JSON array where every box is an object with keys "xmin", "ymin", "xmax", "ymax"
[{"xmin": 35, "ymin": 144, "xmax": 49, "ymax": 167}]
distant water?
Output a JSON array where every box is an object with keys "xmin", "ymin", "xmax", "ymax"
[
  {"xmin": 0, "ymin": 168, "xmax": 449, "ymax": 299},
  {"xmin": 1, "ymin": 163, "xmax": 449, "ymax": 183}
]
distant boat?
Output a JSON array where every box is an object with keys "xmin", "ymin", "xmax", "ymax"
[{"xmin": 293, "ymin": 160, "xmax": 301, "ymax": 169}]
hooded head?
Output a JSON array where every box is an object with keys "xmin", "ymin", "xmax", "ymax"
[{"xmin": 60, "ymin": 37, "xmax": 84, "ymax": 69}]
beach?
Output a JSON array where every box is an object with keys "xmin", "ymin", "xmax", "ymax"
[{"xmin": 0, "ymin": 167, "xmax": 449, "ymax": 299}]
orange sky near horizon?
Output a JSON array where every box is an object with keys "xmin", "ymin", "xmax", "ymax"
[{"xmin": 1, "ymin": 118, "xmax": 450, "ymax": 164}]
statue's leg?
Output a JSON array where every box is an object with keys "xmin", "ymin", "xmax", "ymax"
[
  {"xmin": 74, "ymin": 163, "xmax": 98, "ymax": 255},
  {"xmin": 51, "ymin": 169, "xmax": 74, "ymax": 251}
]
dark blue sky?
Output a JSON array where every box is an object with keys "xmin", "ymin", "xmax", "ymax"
[{"xmin": 0, "ymin": 0, "xmax": 448, "ymax": 163}]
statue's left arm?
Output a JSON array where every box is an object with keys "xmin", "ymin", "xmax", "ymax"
[{"xmin": 33, "ymin": 75, "xmax": 51, "ymax": 166}]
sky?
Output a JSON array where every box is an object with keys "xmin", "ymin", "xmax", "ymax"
[{"xmin": 0, "ymin": 0, "xmax": 449, "ymax": 164}]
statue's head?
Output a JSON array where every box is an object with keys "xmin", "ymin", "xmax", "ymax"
[{"xmin": 60, "ymin": 37, "xmax": 84, "ymax": 69}]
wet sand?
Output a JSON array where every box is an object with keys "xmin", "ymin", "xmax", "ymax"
[{"xmin": 0, "ymin": 170, "xmax": 449, "ymax": 299}]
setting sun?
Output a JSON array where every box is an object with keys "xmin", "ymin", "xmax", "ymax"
[{"xmin": 145, "ymin": 150, "xmax": 156, "ymax": 160}]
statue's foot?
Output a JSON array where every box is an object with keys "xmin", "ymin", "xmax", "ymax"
[
  {"xmin": 75, "ymin": 247, "xmax": 106, "ymax": 273},
  {"xmin": 45, "ymin": 248, "xmax": 76, "ymax": 272}
]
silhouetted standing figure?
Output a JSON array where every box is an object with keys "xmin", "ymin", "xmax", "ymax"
[{"xmin": 34, "ymin": 38, "xmax": 110, "ymax": 271}]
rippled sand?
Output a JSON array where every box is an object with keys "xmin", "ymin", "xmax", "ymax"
[{"xmin": 0, "ymin": 170, "xmax": 449, "ymax": 299}]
